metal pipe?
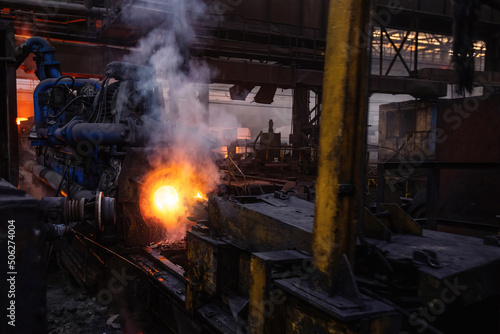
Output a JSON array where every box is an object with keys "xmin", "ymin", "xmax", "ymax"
[
  {"xmin": 2, "ymin": 1, "xmax": 106, "ymax": 18},
  {"xmin": 47, "ymin": 119, "xmax": 144, "ymax": 147},
  {"xmin": 312, "ymin": 0, "xmax": 371, "ymax": 287},
  {"xmin": 15, "ymin": 36, "xmax": 62, "ymax": 80},
  {"xmin": 36, "ymin": 117, "xmax": 145, "ymax": 147},
  {"xmin": 16, "ymin": 36, "xmax": 54, "ymax": 67},
  {"xmin": 57, "ymin": 121, "xmax": 131, "ymax": 146},
  {"xmin": 23, "ymin": 160, "xmax": 95, "ymax": 200}
]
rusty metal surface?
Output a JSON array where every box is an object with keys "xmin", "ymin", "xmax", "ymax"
[
  {"xmin": 313, "ymin": 0, "xmax": 370, "ymax": 284},
  {"xmin": 196, "ymin": 303, "xmax": 239, "ymax": 334},
  {"xmin": 379, "ymin": 203, "xmax": 422, "ymax": 236},
  {"xmin": 117, "ymin": 148, "xmax": 165, "ymax": 247},
  {"xmin": 248, "ymin": 250, "xmax": 310, "ymax": 334},
  {"xmin": 186, "ymin": 230, "xmax": 240, "ymax": 297},
  {"xmin": 436, "ymin": 94, "xmax": 500, "ymax": 163},
  {"xmin": 364, "ymin": 203, "xmax": 423, "ymax": 241},
  {"xmin": 367, "ymin": 229, "xmax": 500, "ymax": 305},
  {"xmin": 439, "ymin": 168, "xmax": 500, "ymax": 226},
  {"xmin": 378, "ymin": 94, "xmax": 500, "ymax": 228},
  {"xmin": 208, "ymin": 196, "xmax": 314, "ymax": 253},
  {"xmin": 275, "ymin": 278, "xmax": 398, "ymax": 329}
]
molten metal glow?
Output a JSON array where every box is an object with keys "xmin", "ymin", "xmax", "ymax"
[
  {"xmin": 154, "ymin": 185, "xmax": 180, "ymax": 213},
  {"xmin": 140, "ymin": 161, "xmax": 214, "ymax": 236},
  {"xmin": 16, "ymin": 117, "xmax": 28, "ymax": 125}
]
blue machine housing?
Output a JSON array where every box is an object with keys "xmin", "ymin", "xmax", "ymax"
[{"xmin": 17, "ymin": 37, "xmax": 160, "ymax": 196}]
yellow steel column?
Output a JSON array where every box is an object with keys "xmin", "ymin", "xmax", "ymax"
[{"xmin": 313, "ymin": 0, "xmax": 371, "ymax": 286}]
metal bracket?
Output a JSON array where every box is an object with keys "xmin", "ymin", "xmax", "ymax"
[
  {"xmin": 332, "ymin": 254, "xmax": 364, "ymax": 306},
  {"xmin": 413, "ymin": 249, "xmax": 441, "ymax": 268},
  {"xmin": 338, "ymin": 183, "xmax": 355, "ymax": 196}
]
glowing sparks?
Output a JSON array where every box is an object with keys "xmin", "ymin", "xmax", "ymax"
[{"xmin": 153, "ymin": 185, "xmax": 180, "ymax": 213}]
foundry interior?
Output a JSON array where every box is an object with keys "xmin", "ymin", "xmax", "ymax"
[{"xmin": 2, "ymin": 0, "xmax": 500, "ymax": 333}]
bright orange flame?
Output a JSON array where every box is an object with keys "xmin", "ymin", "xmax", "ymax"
[
  {"xmin": 154, "ymin": 185, "xmax": 180, "ymax": 213},
  {"xmin": 139, "ymin": 161, "xmax": 214, "ymax": 234}
]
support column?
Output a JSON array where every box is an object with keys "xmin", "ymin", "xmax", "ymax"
[
  {"xmin": 485, "ymin": 32, "xmax": 500, "ymax": 72},
  {"xmin": 291, "ymin": 86, "xmax": 309, "ymax": 162},
  {"xmin": 312, "ymin": 0, "xmax": 371, "ymax": 287},
  {"xmin": 0, "ymin": 21, "xmax": 18, "ymax": 186},
  {"xmin": 426, "ymin": 165, "xmax": 440, "ymax": 230}
]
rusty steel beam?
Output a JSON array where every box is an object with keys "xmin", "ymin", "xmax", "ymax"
[{"xmin": 313, "ymin": 0, "xmax": 371, "ymax": 286}]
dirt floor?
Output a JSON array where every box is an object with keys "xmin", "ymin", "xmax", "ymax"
[
  {"xmin": 46, "ymin": 260, "xmax": 124, "ymax": 334},
  {"xmin": 46, "ymin": 255, "xmax": 169, "ymax": 334}
]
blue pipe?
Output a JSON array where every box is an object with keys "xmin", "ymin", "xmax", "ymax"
[
  {"xmin": 16, "ymin": 37, "xmax": 62, "ymax": 80},
  {"xmin": 23, "ymin": 36, "xmax": 54, "ymax": 53},
  {"xmin": 33, "ymin": 78, "xmax": 100, "ymax": 126},
  {"xmin": 58, "ymin": 121, "xmax": 130, "ymax": 146}
]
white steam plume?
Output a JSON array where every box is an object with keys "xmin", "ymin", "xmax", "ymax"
[{"xmin": 122, "ymin": 0, "xmax": 240, "ymax": 240}]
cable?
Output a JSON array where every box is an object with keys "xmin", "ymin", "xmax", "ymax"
[
  {"xmin": 46, "ymin": 75, "xmax": 76, "ymax": 119},
  {"xmin": 52, "ymin": 75, "xmax": 75, "ymax": 90},
  {"xmin": 90, "ymin": 73, "xmax": 110, "ymax": 123},
  {"xmin": 71, "ymin": 230, "xmax": 144, "ymax": 272},
  {"xmin": 47, "ymin": 95, "xmax": 88, "ymax": 119},
  {"xmin": 54, "ymin": 163, "xmax": 68, "ymax": 197},
  {"xmin": 99, "ymin": 76, "xmax": 108, "ymax": 122}
]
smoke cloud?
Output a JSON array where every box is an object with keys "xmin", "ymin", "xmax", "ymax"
[{"xmin": 122, "ymin": 0, "xmax": 239, "ymax": 241}]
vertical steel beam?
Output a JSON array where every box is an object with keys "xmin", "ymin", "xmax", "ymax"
[
  {"xmin": 291, "ymin": 86, "xmax": 309, "ymax": 150},
  {"xmin": 313, "ymin": 0, "xmax": 371, "ymax": 286},
  {"xmin": 485, "ymin": 35, "xmax": 500, "ymax": 72},
  {"xmin": 0, "ymin": 21, "xmax": 18, "ymax": 186},
  {"xmin": 377, "ymin": 163, "xmax": 386, "ymax": 207},
  {"xmin": 425, "ymin": 165, "xmax": 440, "ymax": 230}
]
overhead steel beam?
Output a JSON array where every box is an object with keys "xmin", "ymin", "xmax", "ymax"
[
  {"xmin": 15, "ymin": 38, "xmax": 450, "ymax": 96},
  {"xmin": 1, "ymin": 0, "xmax": 106, "ymax": 18},
  {"xmin": 205, "ymin": 58, "xmax": 324, "ymax": 88},
  {"xmin": 417, "ymin": 67, "xmax": 500, "ymax": 85},
  {"xmin": 370, "ymin": 75, "xmax": 448, "ymax": 97}
]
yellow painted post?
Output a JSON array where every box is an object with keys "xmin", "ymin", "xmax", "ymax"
[
  {"xmin": 249, "ymin": 255, "xmax": 267, "ymax": 334},
  {"xmin": 313, "ymin": 0, "xmax": 371, "ymax": 287}
]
